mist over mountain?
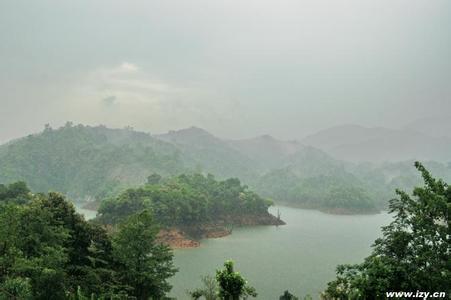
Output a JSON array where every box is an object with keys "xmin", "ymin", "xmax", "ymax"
[
  {"xmin": 156, "ymin": 126, "xmax": 259, "ymax": 179},
  {"xmin": 302, "ymin": 122, "xmax": 451, "ymax": 162},
  {"xmin": 1, "ymin": 123, "xmax": 450, "ymax": 213},
  {"xmin": 1, "ymin": 1, "xmax": 450, "ymax": 298},
  {"xmin": 227, "ymin": 135, "xmax": 305, "ymax": 170},
  {"xmin": 403, "ymin": 115, "xmax": 451, "ymax": 138},
  {"xmin": 0, "ymin": 124, "xmax": 186, "ymax": 199}
]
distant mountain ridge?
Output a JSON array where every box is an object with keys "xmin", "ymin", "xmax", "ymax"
[
  {"xmin": 302, "ymin": 123, "xmax": 451, "ymax": 162},
  {"xmin": 403, "ymin": 115, "xmax": 451, "ymax": 138},
  {"xmin": 0, "ymin": 124, "xmax": 186, "ymax": 199},
  {"xmin": 227, "ymin": 135, "xmax": 304, "ymax": 169},
  {"xmin": 156, "ymin": 126, "xmax": 260, "ymax": 178},
  {"xmin": 1, "ymin": 122, "xmax": 450, "ymax": 213}
]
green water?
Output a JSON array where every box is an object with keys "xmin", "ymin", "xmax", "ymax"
[{"xmin": 169, "ymin": 206, "xmax": 392, "ymax": 299}]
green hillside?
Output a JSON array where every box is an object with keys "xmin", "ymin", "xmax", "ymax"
[
  {"xmin": 0, "ymin": 123, "xmax": 185, "ymax": 200},
  {"xmin": 97, "ymin": 173, "xmax": 274, "ymax": 226},
  {"xmin": 2, "ymin": 123, "xmax": 449, "ymax": 213}
]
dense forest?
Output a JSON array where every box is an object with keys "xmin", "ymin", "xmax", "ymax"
[
  {"xmin": 0, "ymin": 123, "xmax": 184, "ymax": 200},
  {"xmin": 254, "ymin": 170, "xmax": 377, "ymax": 213},
  {"xmin": 1, "ymin": 124, "xmax": 451, "ymax": 213},
  {"xmin": 323, "ymin": 162, "xmax": 450, "ymax": 298},
  {"xmin": 0, "ymin": 177, "xmax": 278, "ymax": 299},
  {"xmin": 2, "ymin": 1, "xmax": 449, "ymax": 298},
  {"xmin": 1, "ymin": 163, "xmax": 448, "ymax": 299},
  {"xmin": 0, "ymin": 180, "xmax": 282, "ymax": 299},
  {"xmin": 0, "ymin": 182, "xmax": 176, "ymax": 299},
  {"xmin": 96, "ymin": 173, "xmax": 274, "ymax": 226}
]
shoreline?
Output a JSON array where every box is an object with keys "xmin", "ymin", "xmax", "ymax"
[
  {"xmin": 157, "ymin": 212, "xmax": 285, "ymax": 249},
  {"xmin": 77, "ymin": 206, "xmax": 284, "ymax": 249},
  {"xmin": 79, "ymin": 200, "xmax": 382, "ymax": 216},
  {"xmin": 274, "ymin": 202, "xmax": 382, "ymax": 216}
]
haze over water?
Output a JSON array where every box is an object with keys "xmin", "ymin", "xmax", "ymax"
[{"xmin": 170, "ymin": 206, "xmax": 392, "ymax": 299}]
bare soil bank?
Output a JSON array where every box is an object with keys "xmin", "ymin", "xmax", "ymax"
[{"xmin": 157, "ymin": 213, "xmax": 285, "ymax": 248}]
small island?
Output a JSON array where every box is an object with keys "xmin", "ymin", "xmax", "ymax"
[{"xmin": 95, "ymin": 173, "xmax": 285, "ymax": 248}]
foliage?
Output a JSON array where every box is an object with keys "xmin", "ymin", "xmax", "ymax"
[
  {"xmin": 255, "ymin": 170, "xmax": 377, "ymax": 213},
  {"xmin": 323, "ymin": 162, "xmax": 451, "ymax": 299},
  {"xmin": 97, "ymin": 173, "xmax": 273, "ymax": 226},
  {"xmin": 0, "ymin": 181, "xmax": 31, "ymax": 204},
  {"xmin": 215, "ymin": 260, "xmax": 257, "ymax": 300},
  {"xmin": 0, "ymin": 123, "xmax": 185, "ymax": 200},
  {"xmin": 279, "ymin": 290, "xmax": 299, "ymax": 300},
  {"xmin": 113, "ymin": 210, "xmax": 177, "ymax": 299},
  {"xmin": 0, "ymin": 200, "xmax": 69, "ymax": 299},
  {"xmin": 147, "ymin": 173, "xmax": 162, "ymax": 185},
  {"xmin": 2, "ymin": 123, "xmax": 451, "ymax": 213},
  {"xmin": 0, "ymin": 277, "xmax": 33, "ymax": 299},
  {"xmin": 157, "ymin": 127, "xmax": 258, "ymax": 182},
  {"xmin": 0, "ymin": 183, "xmax": 177, "ymax": 299},
  {"xmin": 189, "ymin": 275, "xmax": 220, "ymax": 300}
]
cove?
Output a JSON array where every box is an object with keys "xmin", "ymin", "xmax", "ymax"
[{"xmin": 169, "ymin": 206, "xmax": 392, "ymax": 299}]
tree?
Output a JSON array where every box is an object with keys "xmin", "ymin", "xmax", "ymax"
[
  {"xmin": 0, "ymin": 277, "xmax": 32, "ymax": 299},
  {"xmin": 97, "ymin": 173, "xmax": 272, "ymax": 227},
  {"xmin": 189, "ymin": 275, "xmax": 219, "ymax": 300},
  {"xmin": 215, "ymin": 260, "xmax": 257, "ymax": 300},
  {"xmin": 113, "ymin": 210, "xmax": 177, "ymax": 299},
  {"xmin": 147, "ymin": 173, "xmax": 162, "ymax": 185},
  {"xmin": 0, "ymin": 183, "xmax": 179, "ymax": 299},
  {"xmin": 35, "ymin": 192, "xmax": 98, "ymax": 293},
  {"xmin": 279, "ymin": 290, "xmax": 299, "ymax": 300},
  {"xmin": 323, "ymin": 162, "xmax": 451, "ymax": 299},
  {"xmin": 0, "ymin": 199, "xmax": 69, "ymax": 299},
  {"xmin": 0, "ymin": 181, "xmax": 31, "ymax": 205}
]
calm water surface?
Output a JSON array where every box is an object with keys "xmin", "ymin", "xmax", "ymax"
[{"xmin": 170, "ymin": 206, "xmax": 392, "ymax": 299}]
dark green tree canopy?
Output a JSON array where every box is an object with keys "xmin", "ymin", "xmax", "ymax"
[
  {"xmin": 279, "ymin": 290, "xmax": 299, "ymax": 300},
  {"xmin": 147, "ymin": 173, "xmax": 162, "ymax": 185},
  {"xmin": 0, "ymin": 182, "xmax": 177, "ymax": 299},
  {"xmin": 323, "ymin": 162, "xmax": 451, "ymax": 299},
  {"xmin": 97, "ymin": 173, "xmax": 273, "ymax": 226},
  {"xmin": 189, "ymin": 275, "xmax": 219, "ymax": 300},
  {"xmin": 215, "ymin": 260, "xmax": 257, "ymax": 300},
  {"xmin": 112, "ymin": 210, "xmax": 177, "ymax": 300},
  {"xmin": 0, "ymin": 181, "xmax": 31, "ymax": 204}
]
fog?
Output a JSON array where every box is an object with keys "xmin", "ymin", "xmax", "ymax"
[{"xmin": 1, "ymin": 0, "xmax": 450, "ymax": 143}]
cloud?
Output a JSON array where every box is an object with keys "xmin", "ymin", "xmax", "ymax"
[
  {"xmin": 81, "ymin": 62, "xmax": 174, "ymax": 105},
  {"xmin": 119, "ymin": 62, "xmax": 138, "ymax": 72},
  {"xmin": 60, "ymin": 62, "xmax": 239, "ymax": 134}
]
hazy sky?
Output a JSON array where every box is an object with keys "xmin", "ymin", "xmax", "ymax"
[{"xmin": 1, "ymin": 0, "xmax": 450, "ymax": 142}]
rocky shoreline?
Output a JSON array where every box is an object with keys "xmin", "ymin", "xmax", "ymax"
[
  {"xmin": 156, "ymin": 212, "xmax": 285, "ymax": 249},
  {"xmin": 83, "ymin": 206, "xmax": 285, "ymax": 249}
]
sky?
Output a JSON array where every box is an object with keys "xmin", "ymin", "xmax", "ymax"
[{"xmin": 1, "ymin": 0, "xmax": 450, "ymax": 143}]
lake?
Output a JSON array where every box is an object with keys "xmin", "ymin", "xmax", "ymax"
[
  {"xmin": 74, "ymin": 204, "xmax": 392, "ymax": 299},
  {"xmin": 169, "ymin": 206, "xmax": 392, "ymax": 299}
]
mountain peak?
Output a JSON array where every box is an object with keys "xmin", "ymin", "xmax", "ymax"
[
  {"xmin": 156, "ymin": 126, "xmax": 222, "ymax": 146},
  {"xmin": 165, "ymin": 126, "xmax": 213, "ymax": 137}
]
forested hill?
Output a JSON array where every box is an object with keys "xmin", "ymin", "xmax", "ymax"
[
  {"xmin": 1, "ymin": 123, "xmax": 450, "ymax": 213},
  {"xmin": 0, "ymin": 123, "xmax": 186, "ymax": 199},
  {"xmin": 96, "ymin": 173, "xmax": 279, "ymax": 227},
  {"xmin": 0, "ymin": 181, "xmax": 178, "ymax": 299},
  {"xmin": 156, "ymin": 126, "xmax": 259, "ymax": 179}
]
